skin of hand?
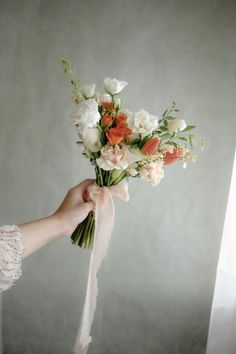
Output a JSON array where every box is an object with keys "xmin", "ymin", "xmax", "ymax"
[
  {"xmin": 18, "ymin": 179, "xmax": 95, "ymax": 258},
  {"xmin": 53, "ymin": 178, "xmax": 95, "ymax": 235}
]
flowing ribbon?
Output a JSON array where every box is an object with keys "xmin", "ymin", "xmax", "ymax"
[{"xmin": 73, "ymin": 180, "xmax": 129, "ymax": 354}]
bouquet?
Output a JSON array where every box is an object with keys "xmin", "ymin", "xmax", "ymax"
[
  {"xmin": 60, "ymin": 60, "xmax": 207, "ymax": 354},
  {"xmin": 61, "ymin": 59, "xmax": 198, "ymax": 249}
]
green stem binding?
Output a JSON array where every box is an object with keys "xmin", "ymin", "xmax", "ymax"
[{"xmin": 71, "ymin": 166, "xmax": 127, "ymax": 249}]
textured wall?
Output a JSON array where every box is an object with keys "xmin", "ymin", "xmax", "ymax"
[{"xmin": 0, "ymin": 0, "xmax": 235, "ymax": 353}]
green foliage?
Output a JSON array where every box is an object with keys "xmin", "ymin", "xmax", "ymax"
[
  {"xmin": 182, "ymin": 125, "xmax": 196, "ymax": 132},
  {"xmin": 60, "ymin": 58, "xmax": 72, "ymax": 74}
]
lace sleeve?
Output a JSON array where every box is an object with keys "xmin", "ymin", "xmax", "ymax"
[{"xmin": 0, "ymin": 225, "xmax": 25, "ymax": 292}]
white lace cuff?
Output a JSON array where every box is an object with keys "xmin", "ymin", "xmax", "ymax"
[{"xmin": 0, "ymin": 225, "xmax": 25, "ymax": 292}]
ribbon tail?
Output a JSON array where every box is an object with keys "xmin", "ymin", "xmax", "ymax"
[{"xmin": 73, "ymin": 189, "xmax": 114, "ymax": 354}]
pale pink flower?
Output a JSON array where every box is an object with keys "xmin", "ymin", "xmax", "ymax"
[
  {"xmin": 96, "ymin": 145, "xmax": 128, "ymax": 171},
  {"xmin": 139, "ymin": 161, "xmax": 164, "ymax": 185}
]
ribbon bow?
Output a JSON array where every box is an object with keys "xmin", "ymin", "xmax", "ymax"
[{"xmin": 73, "ymin": 180, "xmax": 129, "ymax": 354}]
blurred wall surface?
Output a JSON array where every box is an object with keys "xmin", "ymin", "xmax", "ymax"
[{"xmin": 0, "ymin": 0, "xmax": 235, "ymax": 353}]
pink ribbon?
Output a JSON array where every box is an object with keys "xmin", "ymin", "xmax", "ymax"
[{"xmin": 73, "ymin": 180, "xmax": 129, "ymax": 354}]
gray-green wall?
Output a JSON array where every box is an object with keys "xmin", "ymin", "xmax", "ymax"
[{"xmin": 0, "ymin": 0, "xmax": 235, "ymax": 353}]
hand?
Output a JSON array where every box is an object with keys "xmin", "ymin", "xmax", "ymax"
[{"xmin": 53, "ymin": 179, "xmax": 95, "ymax": 235}]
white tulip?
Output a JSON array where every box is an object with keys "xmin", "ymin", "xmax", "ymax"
[
  {"xmin": 167, "ymin": 118, "xmax": 187, "ymax": 135},
  {"xmin": 74, "ymin": 98, "xmax": 100, "ymax": 129},
  {"xmin": 78, "ymin": 127, "xmax": 101, "ymax": 152},
  {"xmin": 80, "ymin": 84, "xmax": 96, "ymax": 98},
  {"xmin": 128, "ymin": 109, "xmax": 159, "ymax": 139},
  {"xmin": 104, "ymin": 77, "xmax": 128, "ymax": 95}
]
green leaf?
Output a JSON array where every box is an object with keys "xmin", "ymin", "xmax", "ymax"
[
  {"xmin": 162, "ymin": 109, "xmax": 168, "ymax": 117},
  {"xmin": 178, "ymin": 136, "xmax": 188, "ymax": 141},
  {"xmin": 168, "ymin": 141, "xmax": 178, "ymax": 148},
  {"xmin": 188, "ymin": 134, "xmax": 195, "ymax": 147},
  {"xmin": 139, "ymin": 133, "xmax": 154, "ymax": 148},
  {"xmin": 182, "ymin": 125, "xmax": 196, "ymax": 132},
  {"xmin": 129, "ymin": 138, "xmax": 141, "ymax": 145},
  {"xmin": 60, "ymin": 58, "xmax": 71, "ymax": 73}
]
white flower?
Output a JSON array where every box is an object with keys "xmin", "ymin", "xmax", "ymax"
[
  {"xmin": 80, "ymin": 84, "xmax": 96, "ymax": 98},
  {"xmin": 78, "ymin": 127, "xmax": 101, "ymax": 152},
  {"xmin": 167, "ymin": 118, "xmax": 187, "ymax": 135},
  {"xmin": 139, "ymin": 161, "xmax": 164, "ymax": 185},
  {"xmin": 127, "ymin": 166, "xmax": 138, "ymax": 176},
  {"xmin": 96, "ymin": 145, "xmax": 128, "ymax": 170},
  {"xmin": 113, "ymin": 96, "xmax": 121, "ymax": 108},
  {"xmin": 182, "ymin": 161, "xmax": 187, "ymax": 169},
  {"xmin": 125, "ymin": 146, "xmax": 146, "ymax": 164},
  {"xmin": 98, "ymin": 93, "xmax": 112, "ymax": 104},
  {"xmin": 74, "ymin": 98, "xmax": 100, "ymax": 129},
  {"xmin": 128, "ymin": 109, "xmax": 159, "ymax": 138},
  {"xmin": 104, "ymin": 77, "xmax": 128, "ymax": 95},
  {"xmin": 160, "ymin": 144, "xmax": 174, "ymax": 153}
]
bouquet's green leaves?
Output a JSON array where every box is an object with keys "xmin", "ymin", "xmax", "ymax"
[
  {"xmin": 182, "ymin": 125, "xmax": 196, "ymax": 132},
  {"xmin": 178, "ymin": 136, "xmax": 188, "ymax": 141},
  {"xmin": 159, "ymin": 126, "xmax": 167, "ymax": 131},
  {"xmin": 188, "ymin": 134, "xmax": 195, "ymax": 147},
  {"xmin": 165, "ymin": 115, "xmax": 175, "ymax": 120},
  {"xmin": 162, "ymin": 109, "xmax": 168, "ymax": 118},
  {"xmin": 168, "ymin": 141, "xmax": 178, "ymax": 148},
  {"xmin": 163, "ymin": 119, "xmax": 168, "ymax": 127},
  {"xmin": 129, "ymin": 138, "xmax": 141, "ymax": 145},
  {"xmin": 139, "ymin": 133, "xmax": 154, "ymax": 148},
  {"xmin": 60, "ymin": 58, "xmax": 71, "ymax": 73}
]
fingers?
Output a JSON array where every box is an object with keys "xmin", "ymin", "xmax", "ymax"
[
  {"xmin": 77, "ymin": 179, "xmax": 95, "ymax": 191},
  {"xmin": 70, "ymin": 179, "xmax": 95, "ymax": 203}
]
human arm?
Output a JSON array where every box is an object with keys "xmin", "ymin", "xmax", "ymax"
[
  {"xmin": 19, "ymin": 179, "xmax": 94, "ymax": 258},
  {"xmin": 0, "ymin": 179, "xmax": 95, "ymax": 291}
]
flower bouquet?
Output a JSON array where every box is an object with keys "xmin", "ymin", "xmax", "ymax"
[{"xmin": 61, "ymin": 59, "xmax": 198, "ymax": 249}]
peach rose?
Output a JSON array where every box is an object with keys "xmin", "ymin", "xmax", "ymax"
[
  {"xmin": 115, "ymin": 113, "xmax": 128, "ymax": 128},
  {"xmin": 106, "ymin": 127, "xmax": 132, "ymax": 145},
  {"xmin": 106, "ymin": 128, "xmax": 125, "ymax": 145},
  {"xmin": 101, "ymin": 114, "xmax": 113, "ymax": 128},
  {"xmin": 102, "ymin": 101, "xmax": 115, "ymax": 112}
]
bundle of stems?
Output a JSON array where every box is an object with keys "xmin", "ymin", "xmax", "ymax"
[{"xmin": 71, "ymin": 166, "xmax": 127, "ymax": 248}]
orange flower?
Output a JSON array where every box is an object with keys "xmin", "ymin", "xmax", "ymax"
[
  {"xmin": 163, "ymin": 148, "xmax": 185, "ymax": 165},
  {"xmin": 142, "ymin": 137, "xmax": 161, "ymax": 155},
  {"xmin": 102, "ymin": 101, "xmax": 115, "ymax": 112},
  {"xmin": 119, "ymin": 126, "xmax": 132, "ymax": 137},
  {"xmin": 106, "ymin": 127, "xmax": 125, "ymax": 145},
  {"xmin": 115, "ymin": 113, "xmax": 128, "ymax": 128},
  {"xmin": 101, "ymin": 114, "xmax": 113, "ymax": 128}
]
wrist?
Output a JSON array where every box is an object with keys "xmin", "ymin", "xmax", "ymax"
[{"xmin": 49, "ymin": 212, "xmax": 71, "ymax": 239}]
